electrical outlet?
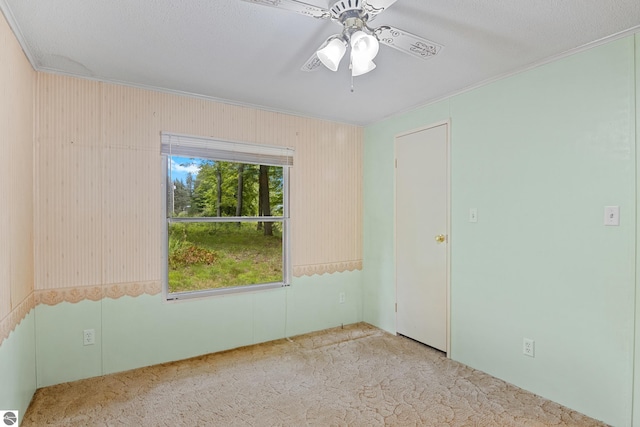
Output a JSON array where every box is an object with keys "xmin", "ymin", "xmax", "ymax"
[
  {"xmin": 83, "ymin": 329, "xmax": 95, "ymax": 346},
  {"xmin": 339, "ymin": 292, "xmax": 346, "ymax": 304},
  {"xmin": 523, "ymin": 338, "xmax": 534, "ymax": 357}
]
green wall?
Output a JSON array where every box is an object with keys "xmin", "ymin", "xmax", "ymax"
[
  {"xmin": 0, "ymin": 312, "xmax": 36, "ymax": 424},
  {"xmin": 363, "ymin": 36, "xmax": 638, "ymax": 426},
  {"xmin": 35, "ymin": 271, "xmax": 362, "ymax": 387}
]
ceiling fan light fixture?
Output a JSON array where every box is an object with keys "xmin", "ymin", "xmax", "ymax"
[
  {"xmin": 350, "ymin": 30, "xmax": 379, "ymax": 61},
  {"xmin": 317, "ymin": 37, "xmax": 347, "ymax": 72},
  {"xmin": 244, "ymin": 0, "xmax": 444, "ymax": 86}
]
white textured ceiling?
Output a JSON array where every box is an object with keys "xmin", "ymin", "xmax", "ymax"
[{"xmin": 2, "ymin": 0, "xmax": 640, "ymax": 125}]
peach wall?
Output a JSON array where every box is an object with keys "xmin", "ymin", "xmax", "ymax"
[
  {"xmin": 34, "ymin": 75, "xmax": 363, "ymax": 300},
  {"xmin": 0, "ymin": 11, "xmax": 35, "ymax": 344}
]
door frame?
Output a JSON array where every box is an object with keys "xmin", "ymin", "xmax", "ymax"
[{"xmin": 394, "ymin": 120, "xmax": 451, "ymax": 357}]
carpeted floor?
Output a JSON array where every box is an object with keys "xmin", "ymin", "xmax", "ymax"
[{"xmin": 23, "ymin": 323, "xmax": 606, "ymax": 426}]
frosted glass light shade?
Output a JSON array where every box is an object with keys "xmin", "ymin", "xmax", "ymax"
[
  {"xmin": 351, "ymin": 59, "xmax": 376, "ymax": 77},
  {"xmin": 350, "ymin": 31, "xmax": 379, "ymax": 62},
  {"xmin": 317, "ymin": 38, "xmax": 347, "ymax": 72}
]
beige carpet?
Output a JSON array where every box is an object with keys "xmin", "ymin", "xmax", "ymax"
[{"xmin": 23, "ymin": 323, "xmax": 606, "ymax": 426}]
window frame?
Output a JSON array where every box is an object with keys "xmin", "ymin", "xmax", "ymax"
[{"xmin": 161, "ymin": 133, "xmax": 292, "ymax": 301}]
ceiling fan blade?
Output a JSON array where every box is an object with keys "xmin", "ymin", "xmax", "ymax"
[
  {"xmin": 362, "ymin": 0, "xmax": 399, "ymax": 15},
  {"xmin": 375, "ymin": 26, "xmax": 443, "ymax": 60},
  {"xmin": 301, "ymin": 52, "xmax": 323, "ymax": 72},
  {"xmin": 240, "ymin": 0, "xmax": 331, "ymax": 19}
]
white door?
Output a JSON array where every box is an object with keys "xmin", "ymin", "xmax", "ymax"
[{"xmin": 395, "ymin": 123, "xmax": 449, "ymax": 352}]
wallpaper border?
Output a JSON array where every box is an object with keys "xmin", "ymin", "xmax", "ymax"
[
  {"xmin": 293, "ymin": 260, "xmax": 363, "ymax": 277},
  {"xmin": 0, "ymin": 293, "xmax": 35, "ymax": 347},
  {"xmin": 34, "ymin": 281, "xmax": 163, "ymax": 306},
  {"xmin": 30, "ymin": 260, "xmax": 362, "ymax": 307}
]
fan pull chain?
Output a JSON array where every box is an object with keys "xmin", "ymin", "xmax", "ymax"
[{"xmin": 351, "ymin": 74, "xmax": 355, "ymax": 92}]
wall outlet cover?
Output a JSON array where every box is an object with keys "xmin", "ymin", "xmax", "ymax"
[
  {"xmin": 83, "ymin": 329, "xmax": 95, "ymax": 346},
  {"xmin": 523, "ymin": 338, "xmax": 535, "ymax": 357}
]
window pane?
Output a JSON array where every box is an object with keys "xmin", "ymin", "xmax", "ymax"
[
  {"xmin": 168, "ymin": 222, "xmax": 283, "ymax": 294},
  {"xmin": 168, "ymin": 156, "xmax": 283, "ymax": 218}
]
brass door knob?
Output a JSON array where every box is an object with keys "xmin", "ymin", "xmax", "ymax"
[{"xmin": 435, "ymin": 234, "xmax": 446, "ymax": 243}]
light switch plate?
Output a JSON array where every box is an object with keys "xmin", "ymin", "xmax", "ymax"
[
  {"xmin": 604, "ymin": 206, "xmax": 620, "ymax": 226},
  {"xmin": 469, "ymin": 208, "xmax": 478, "ymax": 223}
]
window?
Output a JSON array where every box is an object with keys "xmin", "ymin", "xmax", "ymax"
[{"xmin": 161, "ymin": 133, "xmax": 293, "ymax": 300}]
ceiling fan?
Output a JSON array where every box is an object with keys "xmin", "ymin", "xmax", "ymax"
[{"xmin": 240, "ymin": 0, "xmax": 443, "ymax": 77}]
